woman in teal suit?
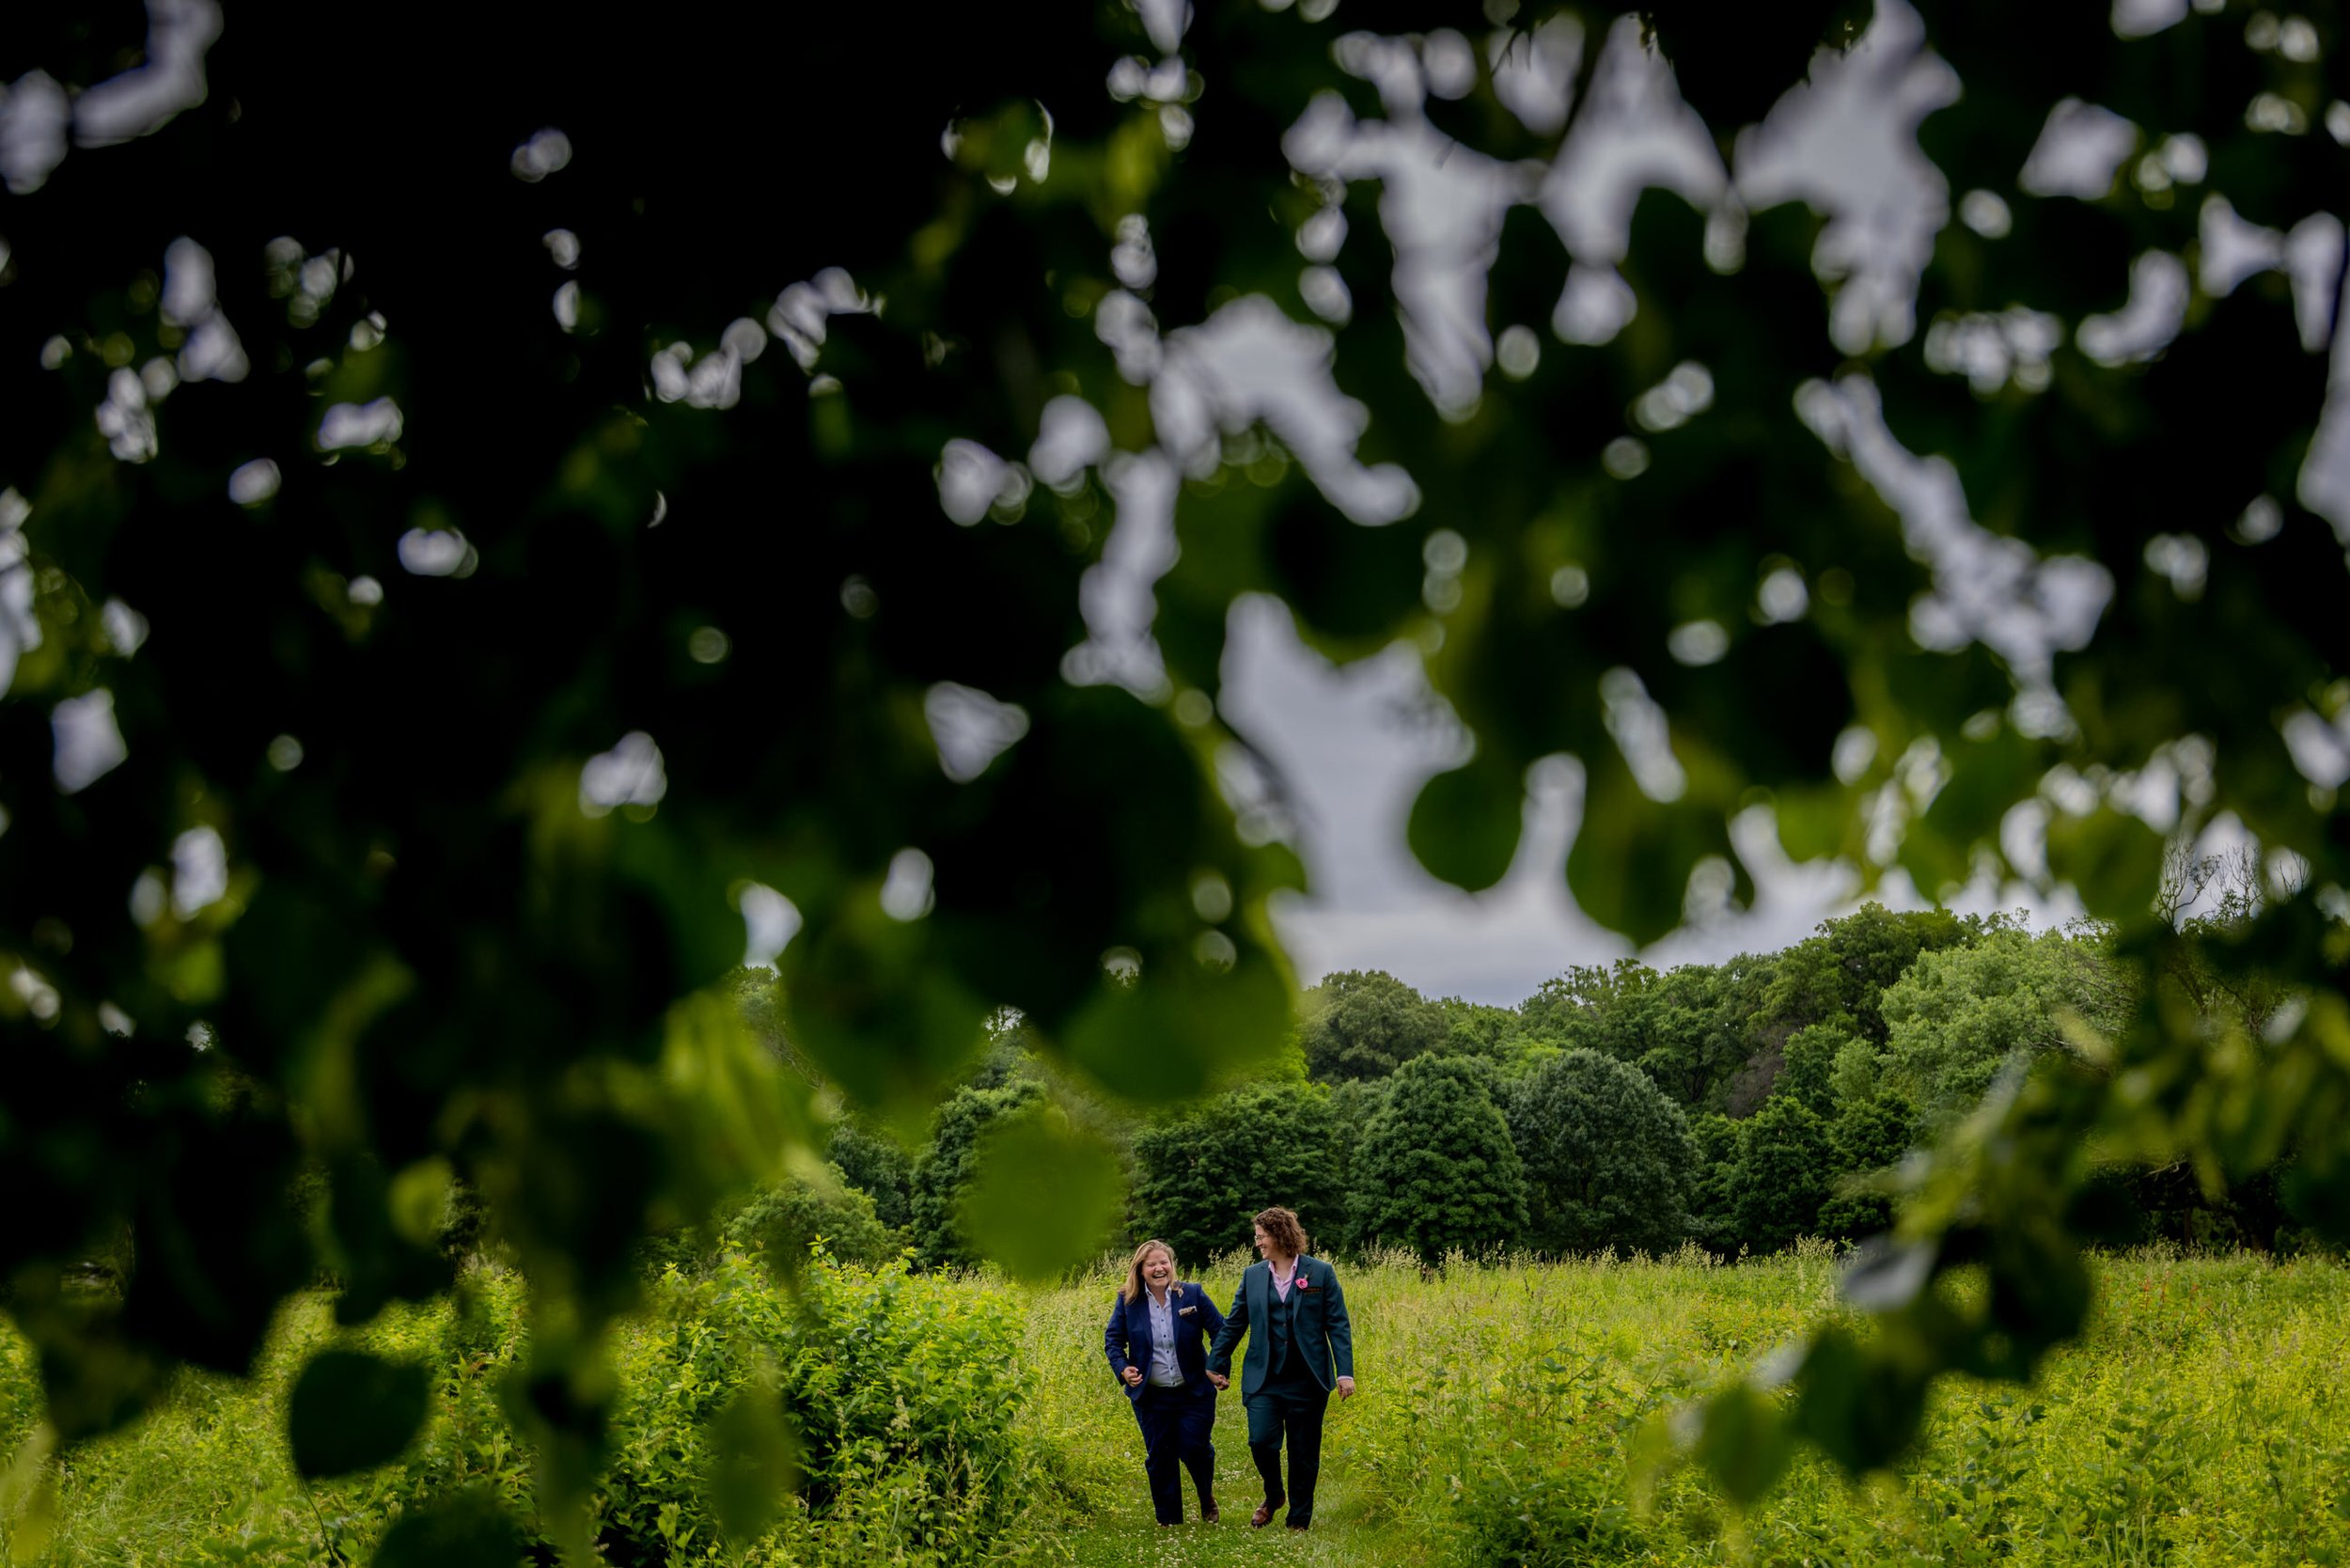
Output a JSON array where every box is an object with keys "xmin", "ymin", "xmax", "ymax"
[
  {"xmin": 1205, "ymin": 1205, "xmax": 1355, "ymax": 1531},
  {"xmin": 1103, "ymin": 1238, "xmax": 1227, "ymax": 1528}
]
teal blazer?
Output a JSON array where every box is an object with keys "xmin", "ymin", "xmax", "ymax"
[{"xmin": 1206, "ymin": 1255, "xmax": 1355, "ymax": 1397}]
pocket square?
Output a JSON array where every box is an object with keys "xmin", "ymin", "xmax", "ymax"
[{"xmin": 1179, "ymin": 1305, "xmax": 1197, "ymax": 1316}]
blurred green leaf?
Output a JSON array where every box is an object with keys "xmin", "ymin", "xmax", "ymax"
[
  {"xmin": 657, "ymin": 987, "xmax": 819, "ymax": 1200},
  {"xmin": 699, "ymin": 1379, "xmax": 800, "ymax": 1547},
  {"xmin": 1062, "ymin": 932, "xmax": 1292, "ymax": 1101},
  {"xmin": 370, "ymin": 1488, "xmax": 525, "ymax": 1568},
  {"xmin": 1408, "ymin": 751, "xmax": 1524, "ymax": 894},
  {"xmin": 288, "ymin": 1349, "xmax": 431, "ymax": 1480},
  {"xmin": 2044, "ymin": 808, "xmax": 2165, "ymax": 923},
  {"xmin": 1689, "ymin": 1380, "xmax": 1794, "ymax": 1509},
  {"xmin": 1792, "ymin": 1325, "xmax": 1930, "ymax": 1476},
  {"xmin": 1569, "ymin": 757, "xmax": 1727, "ymax": 948},
  {"xmin": 1773, "ymin": 785, "xmax": 1856, "ymax": 866},
  {"xmin": 958, "ymin": 1104, "xmax": 1122, "ymax": 1279}
]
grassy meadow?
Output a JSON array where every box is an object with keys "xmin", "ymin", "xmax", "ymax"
[
  {"xmin": 1030, "ymin": 1247, "xmax": 2350, "ymax": 1565},
  {"xmin": 5, "ymin": 1248, "xmax": 2350, "ymax": 1565}
]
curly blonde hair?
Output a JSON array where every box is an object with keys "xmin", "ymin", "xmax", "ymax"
[{"xmin": 1120, "ymin": 1238, "xmax": 1179, "ymax": 1304}]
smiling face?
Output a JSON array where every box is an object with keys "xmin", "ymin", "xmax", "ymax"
[
  {"xmin": 1140, "ymin": 1245, "xmax": 1175, "ymax": 1291},
  {"xmin": 1253, "ymin": 1224, "xmax": 1280, "ymax": 1262}
]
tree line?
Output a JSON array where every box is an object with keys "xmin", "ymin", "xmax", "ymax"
[{"xmin": 701, "ymin": 889, "xmax": 2300, "ymax": 1280}]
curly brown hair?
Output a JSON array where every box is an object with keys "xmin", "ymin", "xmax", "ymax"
[{"xmin": 1252, "ymin": 1205, "xmax": 1308, "ymax": 1258}]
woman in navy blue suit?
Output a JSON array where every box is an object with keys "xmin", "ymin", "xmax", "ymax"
[{"xmin": 1103, "ymin": 1238, "xmax": 1227, "ymax": 1528}]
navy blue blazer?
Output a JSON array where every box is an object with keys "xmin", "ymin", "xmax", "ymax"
[
  {"xmin": 1104, "ymin": 1280, "xmax": 1227, "ymax": 1402},
  {"xmin": 1206, "ymin": 1254, "xmax": 1355, "ymax": 1397}
]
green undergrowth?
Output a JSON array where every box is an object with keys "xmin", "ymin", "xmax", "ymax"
[
  {"xmin": 0, "ymin": 1253, "xmax": 1056, "ymax": 1567},
  {"xmin": 3, "ymin": 1248, "xmax": 2349, "ymax": 1565},
  {"xmin": 1024, "ymin": 1245, "xmax": 2350, "ymax": 1567}
]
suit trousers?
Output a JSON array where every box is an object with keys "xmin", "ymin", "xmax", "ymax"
[
  {"xmin": 1131, "ymin": 1384, "xmax": 1216, "ymax": 1524},
  {"xmin": 1244, "ymin": 1359, "xmax": 1330, "ymax": 1527}
]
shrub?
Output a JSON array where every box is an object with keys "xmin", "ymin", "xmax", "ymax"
[
  {"xmin": 1508, "ymin": 1049, "xmax": 1695, "ymax": 1257},
  {"xmin": 1453, "ymin": 1457, "xmax": 1646, "ymax": 1567},
  {"xmin": 1131, "ymin": 1083, "xmax": 1349, "ymax": 1266},
  {"xmin": 721, "ymin": 1167, "xmax": 899, "ymax": 1278},
  {"xmin": 396, "ymin": 1267, "xmax": 537, "ymax": 1513},
  {"xmin": 600, "ymin": 1251, "xmax": 1031, "ymax": 1565},
  {"xmin": 1350, "ymin": 1055, "xmax": 1528, "ymax": 1261}
]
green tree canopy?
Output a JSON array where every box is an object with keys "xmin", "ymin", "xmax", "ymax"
[
  {"xmin": 1524, "ymin": 955, "xmax": 1778, "ymax": 1109},
  {"xmin": 823, "ymin": 1121, "xmax": 916, "ymax": 1234},
  {"xmin": 1815, "ymin": 1093, "xmax": 1916, "ymax": 1239},
  {"xmin": 1507, "ymin": 1047, "xmax": 1695, "ymax": 1256},
  {"xmin": 1758, "ymin": 905, "xmax": 1984, "ymax": 1046},
  {"xmin": 1775, "ymin": 1020, "xmax": 1856, "ymax": 1117},
  {"xmin": 1130, "ymin": 1082, "xmax": 1348, "ymax": 1267},
  {"xmin": 1520, "ymin": 961, "xmax": 1660, "ymax": 1059},
  {"xmin": 1321, "ymin": 1074, "xmax": 1393, "ymax": 1215},
  {"xmin": 1878, "ymin": 924, "xmax": 2130, "ymax": 1132},
  {"xmin": 1730, "ymin": 1098, "xmax": 1834, "ymax": 1255},
  {"xmin": 1684, "ymin": 1112, "xmax": 1746, "ymax": 1252},
  {"xmin": 1350, "ymin": 1055, "xmax": 1529, "ymax": 1262},
  {"xmin": 1295, "ymin": 969, "xmax": 1448, "ymax": 1082},
  {"xmin": 1435, "ymin": 996, "xmax": 1537, "ymax": 1073}
]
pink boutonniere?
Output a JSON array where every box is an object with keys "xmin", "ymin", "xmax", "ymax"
[{"xmin": 1295, "ymin": 1276, "xmax": 1315, "ymax": 1293}]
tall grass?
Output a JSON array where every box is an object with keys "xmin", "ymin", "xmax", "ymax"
[
  {"xmin": 1020, "ymin": 1245, "xmax": 2350, "ymax": 1565},
  {"xmin": 5, "ymin": 1248, "xmax": 2349, "ymax": 1565}
]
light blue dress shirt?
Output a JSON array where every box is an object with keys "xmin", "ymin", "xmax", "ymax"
[{"xmin": 1145, "ymin": 1288, "xmax": 1183, "ymax": 1387}]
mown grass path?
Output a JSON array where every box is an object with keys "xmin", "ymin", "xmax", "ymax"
[{"xmin": 1055, "ymin": 1383, "xmax": 1436, "ymax": 1567}]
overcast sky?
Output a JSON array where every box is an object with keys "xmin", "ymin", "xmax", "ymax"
[{"xmin": 1221, "ymin": 596, "xmax": 2079, "ymax": 1005}]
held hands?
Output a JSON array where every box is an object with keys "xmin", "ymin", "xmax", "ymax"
[
  {"xmin": 1122, "ymin": 1366, "xmax": 1143, "ymax": 1387},
  {"xmin": 1207, "ymin": 1372, "xmax": 1230, "ymax": 1390},
  {"xmin": 1337, "ymin": 1375, "xmax": 1356, "ymax": 1400}
]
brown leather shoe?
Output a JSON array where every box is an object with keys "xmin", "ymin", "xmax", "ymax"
[
  {"xmin": 1200, "ymin": 1497, "xmax": 1220, "ymax": 1524},
  {"xmin": 1250, "ymin": 1496, "xmax": 1285, "ymax": 1528}
]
